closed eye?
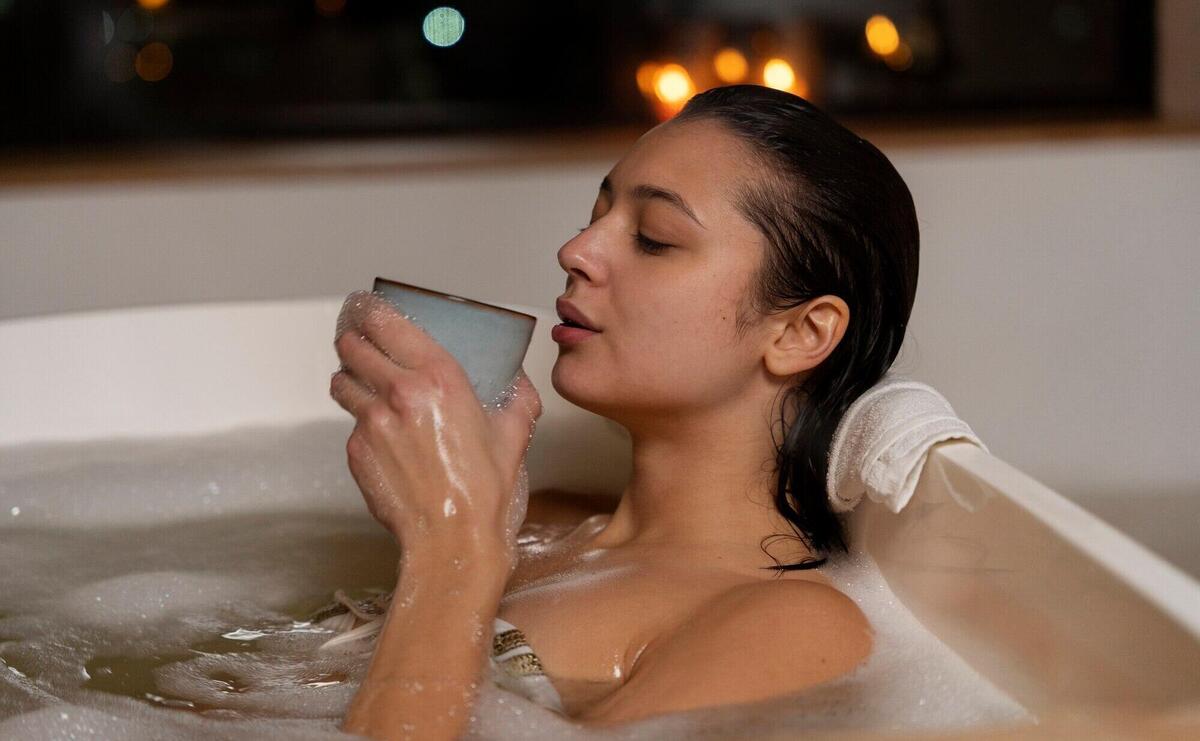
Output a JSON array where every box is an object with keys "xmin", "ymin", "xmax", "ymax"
[
  {"xmin": 576, "ymin": 226, "xmax": 671, "ymax": 255},
  {"xmin": 633, "ymin": 232, "xmax": 670, "ymax": 255}
]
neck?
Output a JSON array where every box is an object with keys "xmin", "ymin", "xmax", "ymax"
[{"xmin": 587, "ymin": 388, "xmax": 816, "ymax": 568}]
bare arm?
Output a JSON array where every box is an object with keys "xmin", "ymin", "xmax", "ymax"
[
  {"xmin": 328, "ymin": 292, "xmax": 543, "ymax": 740},
  {"xmin": 342, "ymin": 542, "xmax": 513, "ymax": 741}
]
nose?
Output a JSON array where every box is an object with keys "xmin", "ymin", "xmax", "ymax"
[{"xmin": 557, "ymin": 228, "xmax": 605, "ymax": 287}]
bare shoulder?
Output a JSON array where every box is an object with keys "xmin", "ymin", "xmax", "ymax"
[
  {"xmin": 668, "ymin": 579, "xmax": 873, "ymax": 682},
  {"xmin": 706, "ymin": 578, "xmax": 873, "ymax": 643},
  {"xmin": 577, "ymin": 577, "xmax": 873, "ymax": 727}
]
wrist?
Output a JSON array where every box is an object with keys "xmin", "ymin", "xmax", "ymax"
[{"xmin": 399, "ymin": 533, "xmax": 515, "ymax": 586}]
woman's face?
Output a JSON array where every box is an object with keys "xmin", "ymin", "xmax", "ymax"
[{"xmin": 552, "ymin": 118, "xmax": 773, "ymax": 425}]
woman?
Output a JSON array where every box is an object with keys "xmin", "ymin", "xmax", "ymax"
[{"xmin": 328, "ymin": 84, "xmax": 919, "ymax": 740}]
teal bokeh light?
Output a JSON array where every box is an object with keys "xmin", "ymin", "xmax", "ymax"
[{"xmin": 422, "ymin": 7, "xmax": 465, "ymax": 48}]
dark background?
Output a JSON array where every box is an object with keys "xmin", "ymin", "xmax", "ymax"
[{"xmin": 0, "ymin": 0, "xmax": 1156, "ymax": 150}]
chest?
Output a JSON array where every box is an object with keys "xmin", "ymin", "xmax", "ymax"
[
  {"xmin": 495, "ymin": 547, "xmax": 738, "ymax": 690},
  {"xmin": 497, "ymin": 567, "xmax": 650, "ymax": 685}
]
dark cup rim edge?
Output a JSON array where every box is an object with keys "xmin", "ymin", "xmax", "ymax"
[{"xmin": 372, "ymin": 277, "xmax": 539, "ymax": 323}]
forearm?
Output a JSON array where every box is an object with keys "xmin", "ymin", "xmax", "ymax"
[{"xmin": 342, "ymin": 543, "xmax": 513, "ymax": 741}]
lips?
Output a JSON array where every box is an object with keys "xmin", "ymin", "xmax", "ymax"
[{"xmin": 555, "ymin": 298, "xmax": 600, "ymax": 332}]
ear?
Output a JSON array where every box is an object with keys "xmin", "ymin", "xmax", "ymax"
[{"xmin": 762, "ymin": 295, "xmax": 850, "ymax": 378}]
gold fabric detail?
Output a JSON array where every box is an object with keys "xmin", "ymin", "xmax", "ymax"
[
  {"xmin": 500, "ymin": 652, "xmax": 545, "ymax": 677},
  {"xmin": 492, "ymin": 629, "xmax": 528, "ymax": 656}
]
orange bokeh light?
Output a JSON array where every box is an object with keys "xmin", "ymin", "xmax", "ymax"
[
  {"xmin": 315, "ymin": 0, "xmax": 347, "ymax": 18},
  {"xmin": 865, "ymin": 15, "xmax": 901, "ymax": 56},
  {"xmin": 762, "ymin": 58, "xmax": 795, "ymax": 90},
  {"xmin": 652, "ymin": 63, "xmax": 694, "ymax": 105},
  {"xmin": 713, "ymin": 48, "xmax": 748, "ymax": 83},
  {"xmin": 885, "ymin": 42, "xmax": 914, "ymax": 71},
  {"xmin": 636, "ymin": 61, "xmax": 659, "ymax": 96},
  {"xmin": 135, "ymin": 41, "xmax": 173, "ymax": 82},
  {"xmin": 761, "ymin": 58, "xmax": 810, "ymax": 97}
]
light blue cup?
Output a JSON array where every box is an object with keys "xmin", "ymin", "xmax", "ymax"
[{"xmin": 372, "ymin": 277, "xmax": 537, "ymax": 406}]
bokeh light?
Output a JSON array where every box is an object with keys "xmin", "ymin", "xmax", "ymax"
[
  {"xmin": 635, "ymin": 61, "xmax": 659, "ymax": 96},
  {"xmin": 865, "ymin": 14, "xmax": 901, "ymax": 57},
  {"xmin": 422, "ymin": 7, "xmax": 465, "ymax": 48},
  {"xmin": 713, "ymin": 48, "xmax": 748, "ymax": 83},
  {"xmin": 884, "ymin": 42, "xmax": 914, "ymax": 71},
  {"xmin": 101, "ymin": 12, "xmax": 115, "ymax": 45},
  {"xmin": 315, "ymin": 0, "xmax": 347, "ymax": 18},
  {"xmin": 652, "ymin": 63, "xmax": 694, "ymax": 106},
  {"xmin": 137, "ymin": 0, "xmax": 170, "ymax": 11},
  {"xmin": 135, "ymin": 41, "xmax": 174, "ymax": 82},
  {"xmin": 763, "ymin": 58, "xmax": 796, "ymax": 90}
]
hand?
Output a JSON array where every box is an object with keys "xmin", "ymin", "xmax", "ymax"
[{"xmin": 329, "ymin": 291, "xmax": 542, "ymax": 563}]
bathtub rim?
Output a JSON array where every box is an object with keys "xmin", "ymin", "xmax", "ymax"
[{"xmin": 931, "ymin": 440, "xmax": 1200, "ymax": 640}]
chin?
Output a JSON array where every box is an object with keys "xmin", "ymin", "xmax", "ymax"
[
  {"xmin": 550, "ymin": 356, "xmax": 589, "ymax": 406},
  {"xmin": 551, "ymin": 357, "xmax": 667, "ymax": 432},
  {"xmin": 550, "ymin": 356, "xmax": 613, "ymax": 418}
]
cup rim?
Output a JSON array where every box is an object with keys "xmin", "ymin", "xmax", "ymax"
[{"xmin": 372, "ymin": 277, "xmax": 537, "ymax": 323}]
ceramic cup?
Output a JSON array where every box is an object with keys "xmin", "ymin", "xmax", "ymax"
[{"xmin": 371, "ymin": 277, "xmax": 537, "ymax": 406}]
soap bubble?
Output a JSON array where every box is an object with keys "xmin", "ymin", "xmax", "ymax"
[{"xmin": 0, "ymin": 421, "xmax": 1032, "ymax": 739}]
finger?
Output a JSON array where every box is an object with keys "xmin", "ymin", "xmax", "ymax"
[
  {"xmin": 340, "ymin": 291, "xmax": 444, "ymax": 370},
  {"xmin": 334, "ymin": 330, "xmax": 411, "ymax": 398},
  {"xmin": 330, "ymin": 367, "xmax": 376, "ymax": 416},
  {"xmin": 345, "ymin": 431, "xmax": 404, "ymax": 532}
]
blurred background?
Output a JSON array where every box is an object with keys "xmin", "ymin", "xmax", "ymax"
[
  {"xmin": 0, "ymin": 0, "xmax": 1158, "ymax": 144},
  {"xmin": 0, "ymin": 2, "xmax": 1197, "ymax": 574}
]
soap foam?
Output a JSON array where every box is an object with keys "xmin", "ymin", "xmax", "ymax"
[{"xmin": 0, "ymin": 421, "xmax": 1032, "ymax": 739}]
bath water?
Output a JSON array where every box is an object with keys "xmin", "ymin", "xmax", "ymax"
[{"xmin": 0, "ymin": 421, "xmax": 1033, "ymax": 739}]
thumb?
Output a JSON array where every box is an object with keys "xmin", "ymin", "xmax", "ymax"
[{"xmin": 492, "ymin": 368, "xmax": 542, "ymax": 468}]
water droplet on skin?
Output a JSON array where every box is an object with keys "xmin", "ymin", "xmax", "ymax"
[
  {"xmin": 443, "ymin": 497, "xmax": 457, "ymax": 517},
  {"xmin": 8, "ymin": 506, "xmax": 18, "ymax": 517}
]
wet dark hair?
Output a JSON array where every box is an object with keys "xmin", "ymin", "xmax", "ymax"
[{"xmin": 672, "ymin": 85, "xmax": 919, "ymax": 571}]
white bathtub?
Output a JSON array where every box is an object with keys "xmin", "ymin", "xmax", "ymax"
[{"xmin": 2, "ymin": 298, "xmax": 1199, "ymax": 736}]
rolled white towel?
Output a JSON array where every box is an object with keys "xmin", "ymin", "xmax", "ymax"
[{"xmin": 826, "ymin": 371, "xmax": 989, "ymax": 514}]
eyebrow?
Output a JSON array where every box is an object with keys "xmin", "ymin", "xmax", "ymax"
[{"xmin": 600, "ymin": 176, "xmax": 706, "ymax": 229}]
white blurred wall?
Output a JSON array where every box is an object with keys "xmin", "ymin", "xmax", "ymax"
[{"xmin": 1, "ymin": 135, "xmax": 1198, "ymax": 520}]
